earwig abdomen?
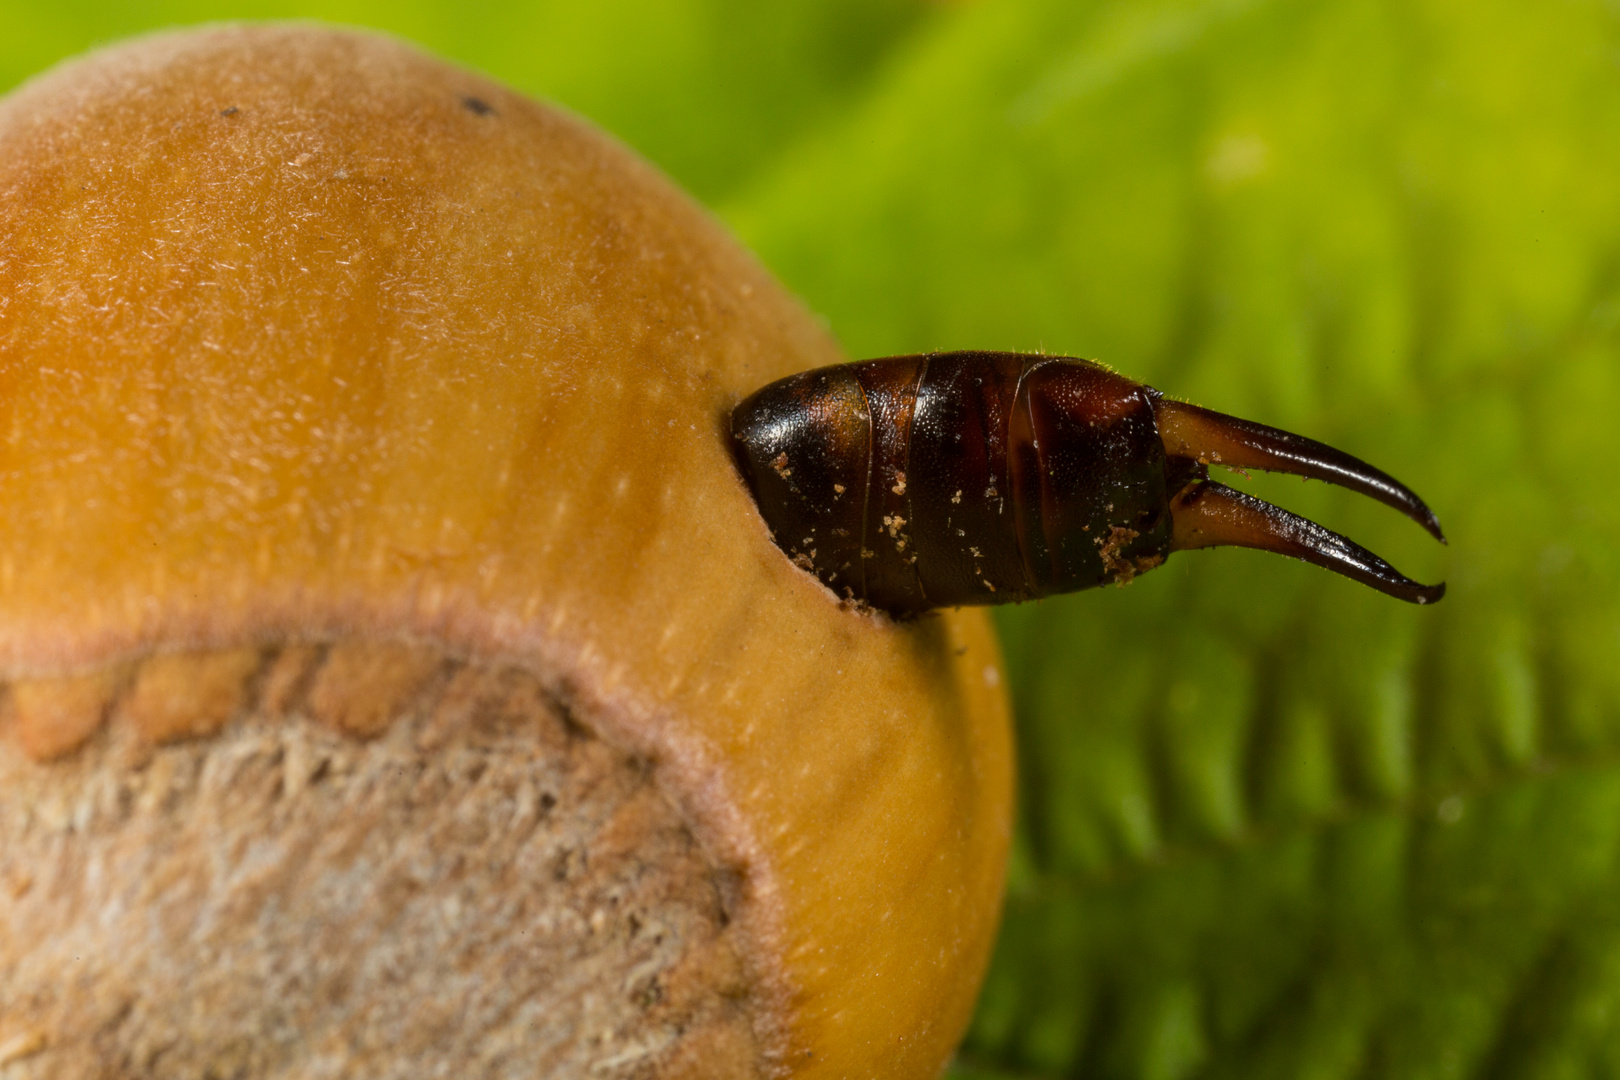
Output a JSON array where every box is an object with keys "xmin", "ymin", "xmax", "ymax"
[
  {"xmin": 734, "ymin": 351, "xmax": 1175, "ymax": 613},
  {"xmin": 731, "ymin": 351, "xmax": 1445, "ymax": 616}
]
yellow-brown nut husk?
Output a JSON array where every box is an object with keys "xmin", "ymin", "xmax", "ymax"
[{"xmin": 0, "ymin": 24, "xmax": 1012, "ymax": 1080}]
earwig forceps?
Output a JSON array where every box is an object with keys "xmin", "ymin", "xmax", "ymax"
[{"xmin": 1154, "ymin": 398, "xmax": 1445, "ymax": 605}]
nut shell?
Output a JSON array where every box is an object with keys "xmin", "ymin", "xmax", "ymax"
[{"xmin": 0, "ymin": 25, "xmax": 1013, "ymax": 1080}]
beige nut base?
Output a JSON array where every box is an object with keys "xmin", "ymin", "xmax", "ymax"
[
  {"xmin": 1, "ymin": 644, "xmax": 756, "ymax": 1079},
  {"xmin": 0, "ymin": 25, "xmax": 1014, "ymax": 1080}
]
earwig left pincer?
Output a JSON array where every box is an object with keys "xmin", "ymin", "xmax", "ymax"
[{"xmin": 731, "ymin": 351, "xmax": 1445, "ymax": 616}]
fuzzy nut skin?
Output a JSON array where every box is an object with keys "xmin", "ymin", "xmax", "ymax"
[{"xmin": 0, "ymin": 25, "xmax": 1013, "ymax": 1080}]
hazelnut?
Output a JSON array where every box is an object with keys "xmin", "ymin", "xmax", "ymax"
[{"xmin": 0, "ymin": 25, "xmax": 1012, "ymax": 1080}]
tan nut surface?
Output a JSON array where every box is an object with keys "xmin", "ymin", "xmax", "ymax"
[{"xmin": 0, "ymin": 25, "xmax": 1013, "ymax": 1080}]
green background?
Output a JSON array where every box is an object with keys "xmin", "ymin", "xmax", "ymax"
[{"xmin": 6, "ymin": 2, "xmax": 1620, "ymax": 1076}]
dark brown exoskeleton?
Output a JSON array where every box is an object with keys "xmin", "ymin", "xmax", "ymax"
[{"xmin": 730, "ymin": 351, "xmax": 1445, "ymax": 616}]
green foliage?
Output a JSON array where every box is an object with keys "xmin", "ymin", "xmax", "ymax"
[
  {"xmin": 7, "ymin": 1, "xmax": 1620, "ymax": 1075},
  {"xmin": 730, "ymin": 0, "xmax": 1620, "ymax": 1075}
]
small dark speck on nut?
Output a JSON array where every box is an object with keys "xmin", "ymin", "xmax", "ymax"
[
  {"xmin": 461, "ymin": 96, "xmax": 495, "ymax": 116},
  {"xmin": 220, "ymin": 106, "xmax": 239, "ymax": 117}
]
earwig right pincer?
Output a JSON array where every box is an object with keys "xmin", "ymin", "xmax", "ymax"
[{"xmin": 731, "ymin": 351, "xmax": 1446, "ymax": 616}]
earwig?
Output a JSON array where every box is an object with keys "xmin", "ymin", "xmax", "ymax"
[{"xmin": 730, "ymin": 351, "xmax": 1445, "ymax": 616}]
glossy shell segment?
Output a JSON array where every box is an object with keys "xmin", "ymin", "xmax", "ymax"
[{"xmin": 1015, "ymin": 359, "xmax": 1171, "ymax": 594}]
